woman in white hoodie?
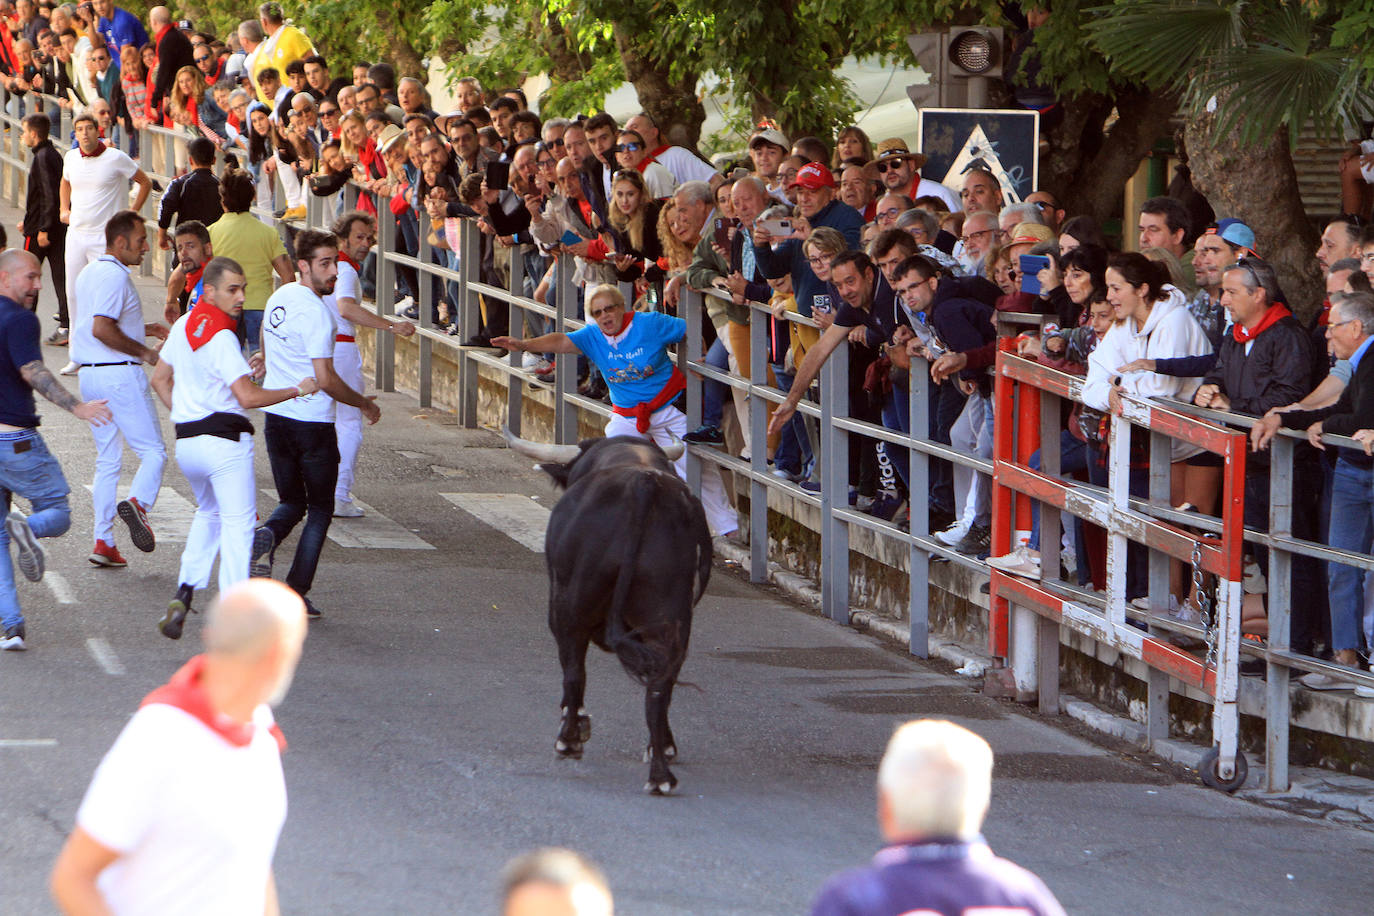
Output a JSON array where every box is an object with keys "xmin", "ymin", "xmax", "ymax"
[{"xmin": 1081, "ymin": 252, "xmax": 1213, "ymax": 599}]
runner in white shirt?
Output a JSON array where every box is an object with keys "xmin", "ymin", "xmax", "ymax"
[
  {"xmin": 69, "ymin": 211, "xmax": 167, "ymax": 569},
  {"xmin": 251, "ymin": 229, "xmax": 380, "ymax": 618},
  {"xmin": 326, "ymin": 210, "xmax": 415, "ymax": 517},
  {"xmin": 60, "ymin": 114, "xmax": 152, "ymax": 375},
  {"xmin": 51, "ymin": 580, "xmax": 308, "ymax": 916},
  {"xmin": 150, "ymin": 257, "xmax": 320, "ymax": 640}
]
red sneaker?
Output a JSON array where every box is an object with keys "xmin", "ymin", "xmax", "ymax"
[
  {"xmin": 89, "ymin": 539, "xmax": 128, "ymax": 568},
  {"xmin": 117, "ymin": 497, "xmax": 155, "ymax": 553}
]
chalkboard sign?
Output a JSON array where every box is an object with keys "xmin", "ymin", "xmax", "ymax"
[{"xmin": 917, "ymin": 109, "xmax": 1039, "ymax": 205}]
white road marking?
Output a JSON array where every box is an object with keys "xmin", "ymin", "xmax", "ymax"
[
  {"xmin": 0, "ymin": 738, "xmax": 58, "ymax": 748},
  {"xmin": 85, "ymin": 637, "xmax": 125, "ymax": 676},
  {"xmin": 440, "ymin": 493, "xmax": 550, "ymax": 552},
  {"xmin": 258, "ymin": 491, "xmax": 435, "ymax": 550},
  {"xmin": 45, "ymin": 571, "xmax": 75, "ymax": 605},
  {"xmin": 82, "ymin": 485, "xmax": 199, "ymax": 545}
]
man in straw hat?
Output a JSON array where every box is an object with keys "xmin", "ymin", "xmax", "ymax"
[{"xmin": 873, "ymin": 138, "xmax": 959, "ymax": 212}]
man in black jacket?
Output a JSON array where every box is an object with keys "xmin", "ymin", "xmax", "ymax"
[
  {"xmin": 1254, "ymin": 290, "xmax": 1374, "ymax": 683},
  {"xmin": 1196, "ymin": 257, "xmax": 1321, "ymax": 653},
  {"xmin": 19, "ymin": 113, "xmax": 67, "ymax": 345},
  {"xmin": 147, "ymin": 6, "xmax": 194, "ymax": 118},
  {"xmin": 155, "ymin": 138, "xmax": 222, "ymax": 251}
]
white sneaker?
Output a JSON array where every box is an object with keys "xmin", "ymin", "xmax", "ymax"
[
  {"xmin": 986, "ymin": 546, "xmax": 1041, "ymax": 579},
  {"xmin": 521, "ymin": 351, "xmax": 544, "ymax": 370},
  {"xmin": 1169, "ymin": 600, "xmax": 1201, "ymax": 625},
  {"xmin": 60, "ymin": 360, "xmax": 79, "ymax": 376},
  {"xmin": 1299, "ymin": 672, "xmax": 1351, "ymax": 690},
  {"xmin": 1354, "ymin": 666, "xmax": 1374, "ymax": 699},
  {"xmin": 333, "ymin": 499, "xmax": 364, "ymax": 518},
  {"xmin": 935, "ymin": 521, "xmax": 968, "ymax": 547}
]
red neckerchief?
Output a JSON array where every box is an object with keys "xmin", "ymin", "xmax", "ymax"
[
  {"xmin": 339, "ymin": 252, "xmax": 361, "ymax": 271},
  {"xmin": 154, "ymin": 23, "xmax": 172, "ymax": 44},
  {"xmin": 1318, "ymin": 300, "xmax": 1332, "ymax": 327},
  {"xmin": 576, "ymin": 198, "xmax": 593, "ymax": 226},
  {"xmin": 655, "ymin": 256, "xmax": 670, "ymax": 272},
  {"xmin": 646, "ymin": 143, "xmax": 670, "ymax": 164},
  {"xmin": 612, "ymin": 366, "xmax": 687, "ymax": 433},
  {"xmin": 1233, "ymin": 303, "xmax": 1291, "ymax": 344},
  {"xmin": 141, "ymin": 655, "xmax": 287, "ymax": 752},
  {"xmin": 78, "ymin": 142, "xmax": 105, "ymax": 158},
  {"xmin": 185, "ymin": 299, "xmax": 238, "ymax": 351},
  {"xmin": 185, "ymin": 264, "xmax": 204, "ymax": 297},
  {"xmin": 633, "ymin": 158, "xmax": 651, "ymax": 174}
]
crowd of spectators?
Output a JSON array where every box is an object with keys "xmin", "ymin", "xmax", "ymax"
[{"xmin": 7, "ymin": 1, "xmax": 1373, "ymax": 686}]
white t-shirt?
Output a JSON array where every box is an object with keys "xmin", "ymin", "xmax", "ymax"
[
  {"xmin": 63, "ymin": 146, "xmax": 138, "ymax": 233},
  {"xmin": 70, "ymin": 255, "xmax": 144, "ymax": 365},
  {"xmin": 261, "ymin": 282, "xmax": 337, "ymax": 423},
  {"xmin": 324, "ymin": 258, "xmax": 359, "ymax": 339},
  {"xmin": 915, "ymin": 176, "xmax": 960, "ymax": 213},
  {"xmin": 76, "ymin": 703, "xmax": 287, "ymax": 916},
  {"xmin": 651, "ymin": 146, "xmax": 717, "ymax": 186},
  {"xmin": 160, "ymin": 314, "xmax": 253, "ymax": 423}
]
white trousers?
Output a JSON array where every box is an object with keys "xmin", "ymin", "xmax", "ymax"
[
  {"xmin": 334, "ymin": 341, "xmax": 364, "ymax": 503},
  {"xmin": 79, "ymin": 364, "xmax": 166, "ymax": 543},
  {"xmin": 175, "ymin": 433, "xmax": 255, "ymax": 592},
  {"xmin": 276, "ymin": 156, "xmax": 304, "ymax": 208},
  {"xmin": 604, "ymin": 406, "xmax": 738, "ymax": 537},
  {"xmin": 64, "ymin": 229, "xmax": 106, "ymax": 328}
]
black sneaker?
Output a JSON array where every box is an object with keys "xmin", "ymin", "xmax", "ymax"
[
  {"xmin": 159, "ymin": 585, "xmax": 195, "ymax": 640},
  {"xmin": 952, "ymin": 523, "xmax": 991, "ymax": 557},
  {"xmin": 928, "ymin": 507, "xmax": 956, "ymax": 533},
  {"xmin": 250, "ymin": 527, "xmax": 276, "ymax": 578},
  {"xmin": 304, "ymin": 597, "xmax": 321, "ymax": 620},
  {"xmin": 460, "ymin": 334, "xmax": 495, "ymax": 348},
  {"xmin": 683, "ymin": 424, "xmax": 724, "ymax": 445},
  {"xmin": 1, "ymin": 623, "xmax": 26, "ymax": 651}
]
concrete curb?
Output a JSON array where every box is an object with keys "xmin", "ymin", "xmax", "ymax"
[{"xmin": 713, "ymin": 539, "xmax": 1374, "ymax": 827}]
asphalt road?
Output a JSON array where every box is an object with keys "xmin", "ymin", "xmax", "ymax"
[{"xmin": 2, "ymin": 240, "xmax": 1374, "ymax": 915}]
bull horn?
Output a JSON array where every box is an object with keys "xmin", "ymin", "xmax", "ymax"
[
  {"xmin": 661, "ymin": 437, "xmax": 685, "ymax": 461},
  {"xmin": 502, "ymin": 426, "xmax": 582, "ymax": 464}
]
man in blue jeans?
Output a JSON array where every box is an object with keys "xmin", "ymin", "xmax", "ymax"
[
  {"xmin": 251, "ymin": 230, "xmax": 380, "ymax": 619},
  {"xmin": 1255, "ymin": 290, "xmax": 1374, "ymax": 686},
  {"xmin": 0, "ymin": 249, "xmax": 112, "ymax": 650}
]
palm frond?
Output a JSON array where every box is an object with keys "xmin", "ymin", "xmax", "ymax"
[{"xmin": 1085, "ymin": 0, "xmax": 1242, "ymax": 88}]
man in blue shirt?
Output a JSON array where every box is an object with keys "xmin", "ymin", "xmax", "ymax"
[
  {"xmin": 0, "ymin": 249, "xmax": 112, "ymax": 650},
  {"xmin": 91, "ymin": 0, "xmax": 148, "ymax": 66},
  {"xmin": 492, "ymin": 284, "xmax": 738, "ymax": 538},
  {"xmin": 809, "ymin": 719, "xmax": 1065, "ymax": 916}
]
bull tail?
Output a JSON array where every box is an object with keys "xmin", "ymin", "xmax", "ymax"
[{"xmin": 605, "ymin": 471, "xmax": 665, "ymax": 686}]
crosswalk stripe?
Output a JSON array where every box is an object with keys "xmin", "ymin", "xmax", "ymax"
[
  {"xmin": 440, "ymin": 493, "xmax": 550, "ymax": 552},
  {"xmin": 45, "ymin": 571, "xmax": 75, "ymax": 605},
  {"xmin": 258, "ymin": 491, "xmax": 435, "ymax": 550},
  {"xmin": 86, "ymin": 637, "xmax": 125, "ymax": 676}
]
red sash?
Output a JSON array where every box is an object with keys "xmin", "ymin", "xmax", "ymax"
[
  {"xmin": 141, "ymin": 655, "xmax": 287, "ymax": 752},
  {"xmin": 185, "ymin": 300, "xmax": 237, "ymax": 351},
  {"xmin": 612, "ymin": 366, "xmax": 687, "ymax": 433},
  {"xmin": 1233, "ymin": 303, "xmax": 1291, "ymax": 344}
]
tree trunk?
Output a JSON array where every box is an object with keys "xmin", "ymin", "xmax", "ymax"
[
  {"xmin": 374, "ymin": 9, "xmax": 426, "ymax": 82},
  {"xmin": 1185, "ymin": 116, "xmax": 1322, "ymax": 321},
  {"xmin": 613, "ymin": 24, "xmax": 706, "ymax": 152},
  {"xmin": 1046, "ymin": 88, "xmax": 1178, "ymax": 227}
]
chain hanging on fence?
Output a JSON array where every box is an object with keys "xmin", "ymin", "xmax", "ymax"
[{"xmin": 1190, "ymin": 540, "xmax": 1219, "ymax": 669}]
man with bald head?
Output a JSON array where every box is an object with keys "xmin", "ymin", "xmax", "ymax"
[
  {"xmin": 959, "ymin": 168, "xmax": 1004, "ymax": 215},
  {"xmin": 148, "ymin": 6, "xmax": 195, "ymax": 116},
  {"xmin": 52, "ymin": 578, "xmax": 307, "ymax": 913},
  {"xmin": 502, "ymin": 848, "xmax": 614, "ymax": 916},
  {"xmin": 0, "ymin": 249, "xmax": 111, "ymax": 651}
]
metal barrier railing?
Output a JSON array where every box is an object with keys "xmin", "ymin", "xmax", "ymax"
[{"xmin": 9, "ymin": 84, "xmax": 1369, "ymax": 791}]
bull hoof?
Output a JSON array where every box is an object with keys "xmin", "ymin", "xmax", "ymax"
[
  {"xmin": 644, "ymin": 777, "xmax": 678, "ymax": 796},
  {"xmin": 643, "ymin": 743, "xmax": 678, "ymax": 764},
  {"xmin": 555, "ymin": 738, "xmax": 583, "ymax": 759},
  {"xmin": 578, "ymin": 714, "xmax": 591, "ymax": 743}
]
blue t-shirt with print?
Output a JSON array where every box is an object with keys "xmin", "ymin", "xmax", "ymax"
[{"xmin": 568, "ymin": 311, "xmax": 685, "ymax": 409}]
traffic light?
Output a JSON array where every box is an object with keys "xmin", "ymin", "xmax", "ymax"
[{"xmin": 906, "ymin": 27, "xmax": 1005, "ymax": 110}]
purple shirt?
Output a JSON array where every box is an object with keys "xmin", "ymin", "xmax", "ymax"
[{"xmin": 809, "ymin": 840, "xmax": 1066, "ymax": 916}]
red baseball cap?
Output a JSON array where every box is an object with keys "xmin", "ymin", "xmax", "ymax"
[{"xmin": 789, "ymin": 162, "xmax": 835, "ymax": 191}]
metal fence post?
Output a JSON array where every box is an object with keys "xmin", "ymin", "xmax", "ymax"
[
  {"xmin": 1145, "ymin": 429, "xmax": 1173, "ymax": 745},
  {"xmin": 504, "ymin": 244, "xmax": 528, "ymax": 426},
  {"xmin": 457, "ymin": 219, "xmax": 480, "ymax": 427},
  {"xmin": 679, "ymin": 289, "xmax": 703, "ymax": 496},
  {"xmin": 416, "ymin": 221, "xmax": 434, "ymax": 408},
  {"xmin": 375, "ymin": 203, "xmax": 397, "ymax": 392},
  {"xmin": 1266, "ymin": 435, "xmax": 1295, "ymax": 792},
  {"xmin": 552, "ymin": 252, "xmax": 577, "ymax": 443},
  {"xmin": 1036, "ymin": 385, "xmax": 1062, "ymax": 712},
  {"xmin": 907, "ymin": 364, "xmax": 930, "ymax": 658},
  {"xmin": 747, "ymin": 307, "xmax": 768, "ymax": 582},
  {"xmin": 820, "ymin": 342, "xmax": 850, "ymax": 624}
]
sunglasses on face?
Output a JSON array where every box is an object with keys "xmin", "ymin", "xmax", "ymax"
[
  {"xmin": 194, "ymin": 55, "xmax": 210, "ymax": 64},
  {"xmin": 614, "ymin": 143, "xmax": 642, "ymax": 153},
  {"xmin": 874, "ymin": 159, "xmax": 906, "ymax": 173},
  {"xmin": 320, "ymin": 109, "xmax": 338, "ymax": 117}
]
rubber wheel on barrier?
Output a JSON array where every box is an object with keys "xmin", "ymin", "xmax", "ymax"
[{"xmin": 1198, "ymin": 746, "xmax": 1248, "ymax": 793}]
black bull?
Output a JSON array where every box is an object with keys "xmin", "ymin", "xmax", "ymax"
[{"xmin": 505, "ymin": 430, "xmax": 712, "ymax": 794}]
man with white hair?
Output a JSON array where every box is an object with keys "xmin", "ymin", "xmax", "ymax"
[
  {"xmin": 501, "ymin": 848, "xmax": 613, "ymax": 916},
  {"xmin": 51, "ymin": 579, "xmax": 308, "ymax": 915},
  {"xmin": 809, "ymin": 719, "xmax": 1065, "ymax": 916}
]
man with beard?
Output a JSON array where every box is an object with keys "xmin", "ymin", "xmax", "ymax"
[
  {"xmin": 162, "ymin": 220, "xmax": 213, "ymax": 322},
  {"xmin": 249, "ymin": 230, "xmax": 380, "ymax": 620}
]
